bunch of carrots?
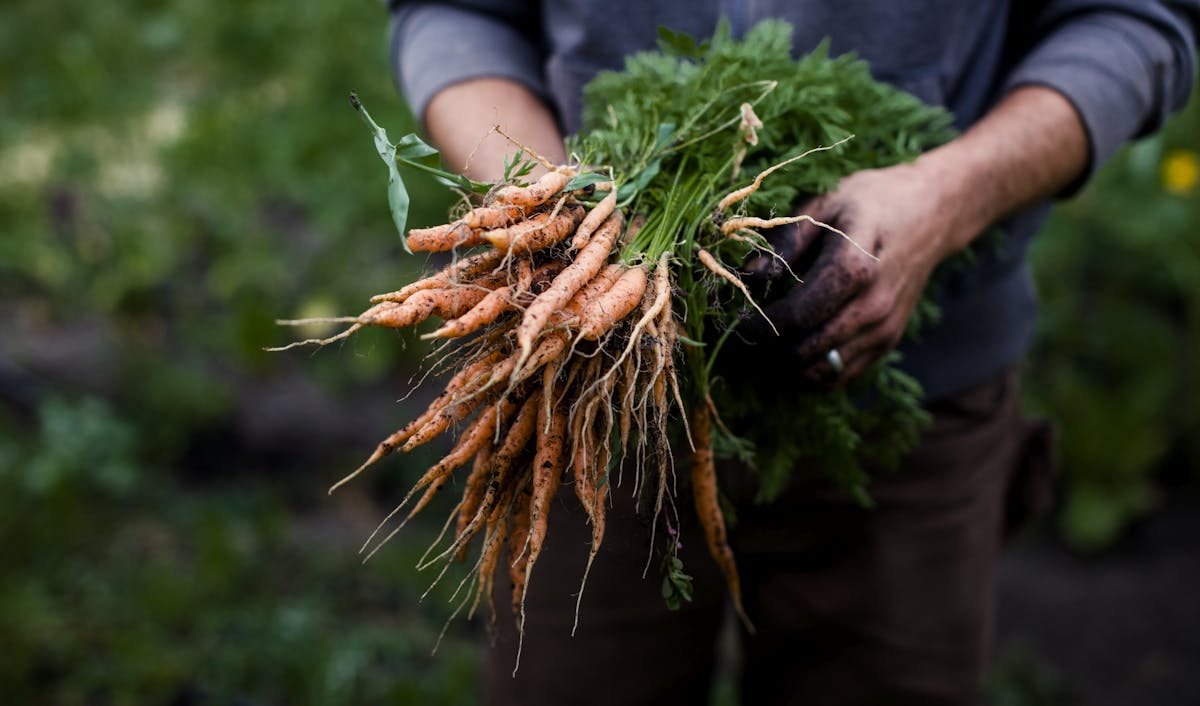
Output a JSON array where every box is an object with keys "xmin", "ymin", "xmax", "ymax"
[
  {"xmin": 272, "ymin": 21, "xmax": 957, "ymax": 662},
  {"xmin": 272, "ymin": 151, "xmax": 802, "ymax": 641}
]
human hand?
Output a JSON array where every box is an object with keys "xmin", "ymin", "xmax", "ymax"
[{"xmin": 741, "ymin": 161, "xmax": 960, "ymax": 387}]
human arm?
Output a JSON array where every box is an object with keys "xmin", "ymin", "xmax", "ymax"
[
  {"xmin": 747, "ymin": 1, "xmax": 1199, "ymax": 386},
  {"xmin": 390, "ymin": 2, "xmax": 565, "ymax": 182},
  {"xmin": 748, "ymin": 86, "xmax": 1088, "ymax": 385},
  {"xmin": 424, "ymin": 78, "xmax": 565, "ymax": 182}
]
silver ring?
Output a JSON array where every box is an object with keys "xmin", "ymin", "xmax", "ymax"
[{"xmin": 826, "ymin": 348, "xmax": 844, "ymax": 373}]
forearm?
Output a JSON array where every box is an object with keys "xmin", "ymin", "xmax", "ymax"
[
  {"xmin": 424, "ymin": 77, "xmax": 566, "ymax": 183},
  {"xmin": 916, "ymin": 85, "xmax": 1089, "ymax": 260}
]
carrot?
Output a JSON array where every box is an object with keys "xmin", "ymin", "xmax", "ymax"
[
  {"xmin": 472, "ymin": 479, "xmax": 518, "ymax": 621},
  {"xmin": 456, "ymin": 437, "xmax": 496, "ymax": 562},
  {"xmin": 424, "ymin": 285, "xmax": 516, "ymax": 340},
  {"xmin": 617, "ymin": 353, "xmax": 637, "ymax": 464},
  {"xmin": 370, "ymin": 249, "xmax": 504, "ymax": 304},
  {"xmin": 570, "ymin": 189, "xmax": 617, "ymax": 251},
  {"xmin": 460, "ymin": 203, "xmax": 526, "ymax": 230},
  {"xmin": 515, "ymin": 257, "xmax": 534, "ymax": 293},
  {"xmin": 510, "ymin": 330, "xmax": 569, "ymax": 388},
  {"xmin": 572, "ymin": 387, "xmax": 612, "ymax": 635},
  {"xmin": 570, "ymin": 397, "xmax": 596, "ymax": 525},
  {"xmin": 398, "ymin": 395, "xmax": 512, "ymax": 517},
  {"xmin": 509, "ymin": 483, "xmax": 533, "ymax": 616},
  {"xmin": 401, "ymin": 385, "xmax": 491, "ymax": 452},
  {"xmin": 327, "ymin": 350, "xmax": 502, "ymax": 494},
  {"xmin": 483, "ymin": 202, "xmax": 584, "ymax": 254},
  {"xmin": 579, "ymin": 253, "xmax": 669, "ymax": 401},
  {"xmin": 563, "ymin": 264, "xmax": 625, "ymax": 316},
  {"xmin": 442, "ymin": 391, "xmax": 541, "ymax": 561},
  {"xmin": 696, "ymin": 248, "xmax": 777, "ymax": 336},
  {"xmin": 720, "ymin": 214, "xmax": 874, "ymax": 260},
  {"xmin": 716, "ymin": 135, "xmax": 853, "ymax": 212},
  {"xmin": 527, "ymin": 389, "xmax": 566, "ymax": 569},
  {"xmin": 406, "ymin": 222, "xmax": 486, "ymax": 252},
  {"xmin": 362, "ymin": 285, "xmax": 493, "ymax": 330},
  {"xmin": 691, "ymin": 404, "xmax": 753, "ymax": 632},
  {"xmin": 494, "ymin": 169, "xmax": 574, "ymax": 208},
  {"xmin": 515, "ymin": 212, "xmax": 624, "ymax": 372},
  {"xmin": 480, "ymin": 211, "xmax": 550, "ymax": 250},
  {"xmin": 577, "ymin": 265, "xmax": 648, "ymax": 340}
]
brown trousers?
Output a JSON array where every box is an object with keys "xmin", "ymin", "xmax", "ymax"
[{"xmin": 484, "ymin": 370, "xmax": 1051, "ymax": 706}]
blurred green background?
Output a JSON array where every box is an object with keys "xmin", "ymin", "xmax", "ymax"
[{"xmin": 1, "ymin": 3, "xmax": 1196, "ymax": 705}]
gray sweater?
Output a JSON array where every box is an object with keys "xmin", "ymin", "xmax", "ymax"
[{"xmin": 389, "ymin": 0, "xmax": 1198, "ymax": 400}]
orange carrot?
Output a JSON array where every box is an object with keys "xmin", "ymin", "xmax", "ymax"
[
  {"xmin": 570, "ymin": 189, "xmax": 617, "ymax": 251},
  {"xmin": 563, "ymin": 264, "xmax": 625, "ymax": 317},
  {"xmin": 362, "ymin": 284, "xmax": 493, "ymax": 330},
  {"xmin": 327, "ymin": 350, "xmax": 501, "ymax": 494},
  {"xmin": 691, "ymin": 404, "xmax": 753, "ymax": 632},
  {"xmin": 460, "ymin": 203, "xmax": 526, "ymax": 230},
  {"xmin": 472, "ymin": 478, "xmax": 518, "ymax": 621},
  {"xmin": 696, "ymin": 248, "xmax": 776, "ymax": 336},
  {"xmin": 510, "ymin": 331, "xmax": 569, "ymax": 388},
  {"xmin": 515, "ymin": 212, "xmax": 623, "ymax": 371},
  {"xmin": 456, "ymin": 437, "xmax": 496, "ymax": 561},
  {"xmin": 399, "ymin": 395, "xmax": 512, "ymax": 515},
  {"xmin": 494, "ymin": 169, "xmax": 573, "ymax": 208},
  {"xmin": 424, "ymin": 285, "xmax": 515, "ymax": 339},
  {"xmin": 509, "ymin": 483, "xmax": 533, "ymax": 615},
  {"xmin": 446, "ymin": 391, "xmax": 541, "ymax": 559},
  {"xmin": 483, "ymin": 203, "xmax": 583, "ymax": 254},
  {"xmin": 406, "ymin": 223, "xmax": 486, "ymax": 252},
  {"xmin": 370, "ymin": 249, "xmax": 504, "ymax": 304},
  {"xmin": 401, "ymin": 386, "xmax": 492, "ymax": 452},
  {"xmin": 716, "ymin": 135, "xmax": 853, "ymax": 212},
  {"xmin": 577, "ymin": 266, "xmax": 648, "ymax": 340},
  {"xmin": 527, "ymin": 393, "xmax": 566, "ymax": 569}
]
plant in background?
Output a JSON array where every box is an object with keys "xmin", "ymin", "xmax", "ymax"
[{"xmin": 1025, "ymin": 91, "xmax": 1200, "ymax": 551}]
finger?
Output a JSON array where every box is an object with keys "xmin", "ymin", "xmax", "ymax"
[
  {"xmin": 833, "ymin": 341, "xmax": 893, "ymax": 389},
  {"xmin": 803, "ymin": 310, "xmax": 908, "ymax": 388},
  {"xmin": 743, "ymin": 195, "xmax": 837, "ymax": 280},
  {"xmin": 763, "ymin": 241, "xmax": 874, "ymax": 343},
  {"xmin": 743, "ymin": 218, "xmax": 826, "ymax": 281},
  {"xmin": 797, "ymin": 316, "xmax": 880, "ymax": 382}
]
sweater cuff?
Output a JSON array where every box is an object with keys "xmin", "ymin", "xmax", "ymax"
[
  {"xmin": 391, "ymin": 4, "xmax": 548, "ymax": 127},
  {"xmin": 1004, "ymin": 13, "xmax": 1184, "ymax": 193}
]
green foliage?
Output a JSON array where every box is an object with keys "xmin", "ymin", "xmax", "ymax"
[
  {"xmin": 0, "ymin": 397, "xmax": 480, "ymax": 705},
  {"xmin": 573, "ymin": 22, "xmax": 953, "ymax": 499},
  {"xmin": 0, "ymin": 0, "xmax": 455, "ymax": 460},
  {"xmin": 661, "ymin": 555, "xmax": 695, "ymax": 611},
  {"xmin": 1025, "ymin": 88, "xmax": 1200, "ymax": 551},
  {"xmin": 984, "ymin": 645, "xmax": 1074, "ymax": 706},
  {"xmin": 0, "ymin": 2, "xmax": 483, "ymax": 700},
  {"xmin": 577, "ymin": 21, "xmax": 955, "ymax": 215},
  {"xmin": 712, "ymin": 354, "xmax": 928, "ymax": 504}
]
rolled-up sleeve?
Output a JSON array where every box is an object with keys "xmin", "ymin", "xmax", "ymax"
[
  {"xmin": 1003, "ymin": 1, "xmax": 1199, "ymax": 184},
  {"xmin": 390, "ymin": 1, "xmax": 548, "ymax": 126},
  {"xmin": 1003, "ymin": 1, "xmax": 1200, "ymax": 182}
]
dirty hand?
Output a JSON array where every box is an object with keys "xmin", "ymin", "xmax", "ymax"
[{"xmin": 742, "ymin": 161, "xmax": 961, "ymax": 387}]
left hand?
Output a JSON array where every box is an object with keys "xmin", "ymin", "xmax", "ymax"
[{"xmin": 743, "ymin": 161, "xmax": 959, "ymax": 387}]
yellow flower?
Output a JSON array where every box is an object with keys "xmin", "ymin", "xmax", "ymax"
[{"xmin": 1161, "ymin": 149, "xmax": 1199, "ymax": 195}]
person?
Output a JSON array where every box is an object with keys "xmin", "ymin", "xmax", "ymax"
[{"xmin": 387, "ymin": 2, "xmax": 1199, "ymax": 704}]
